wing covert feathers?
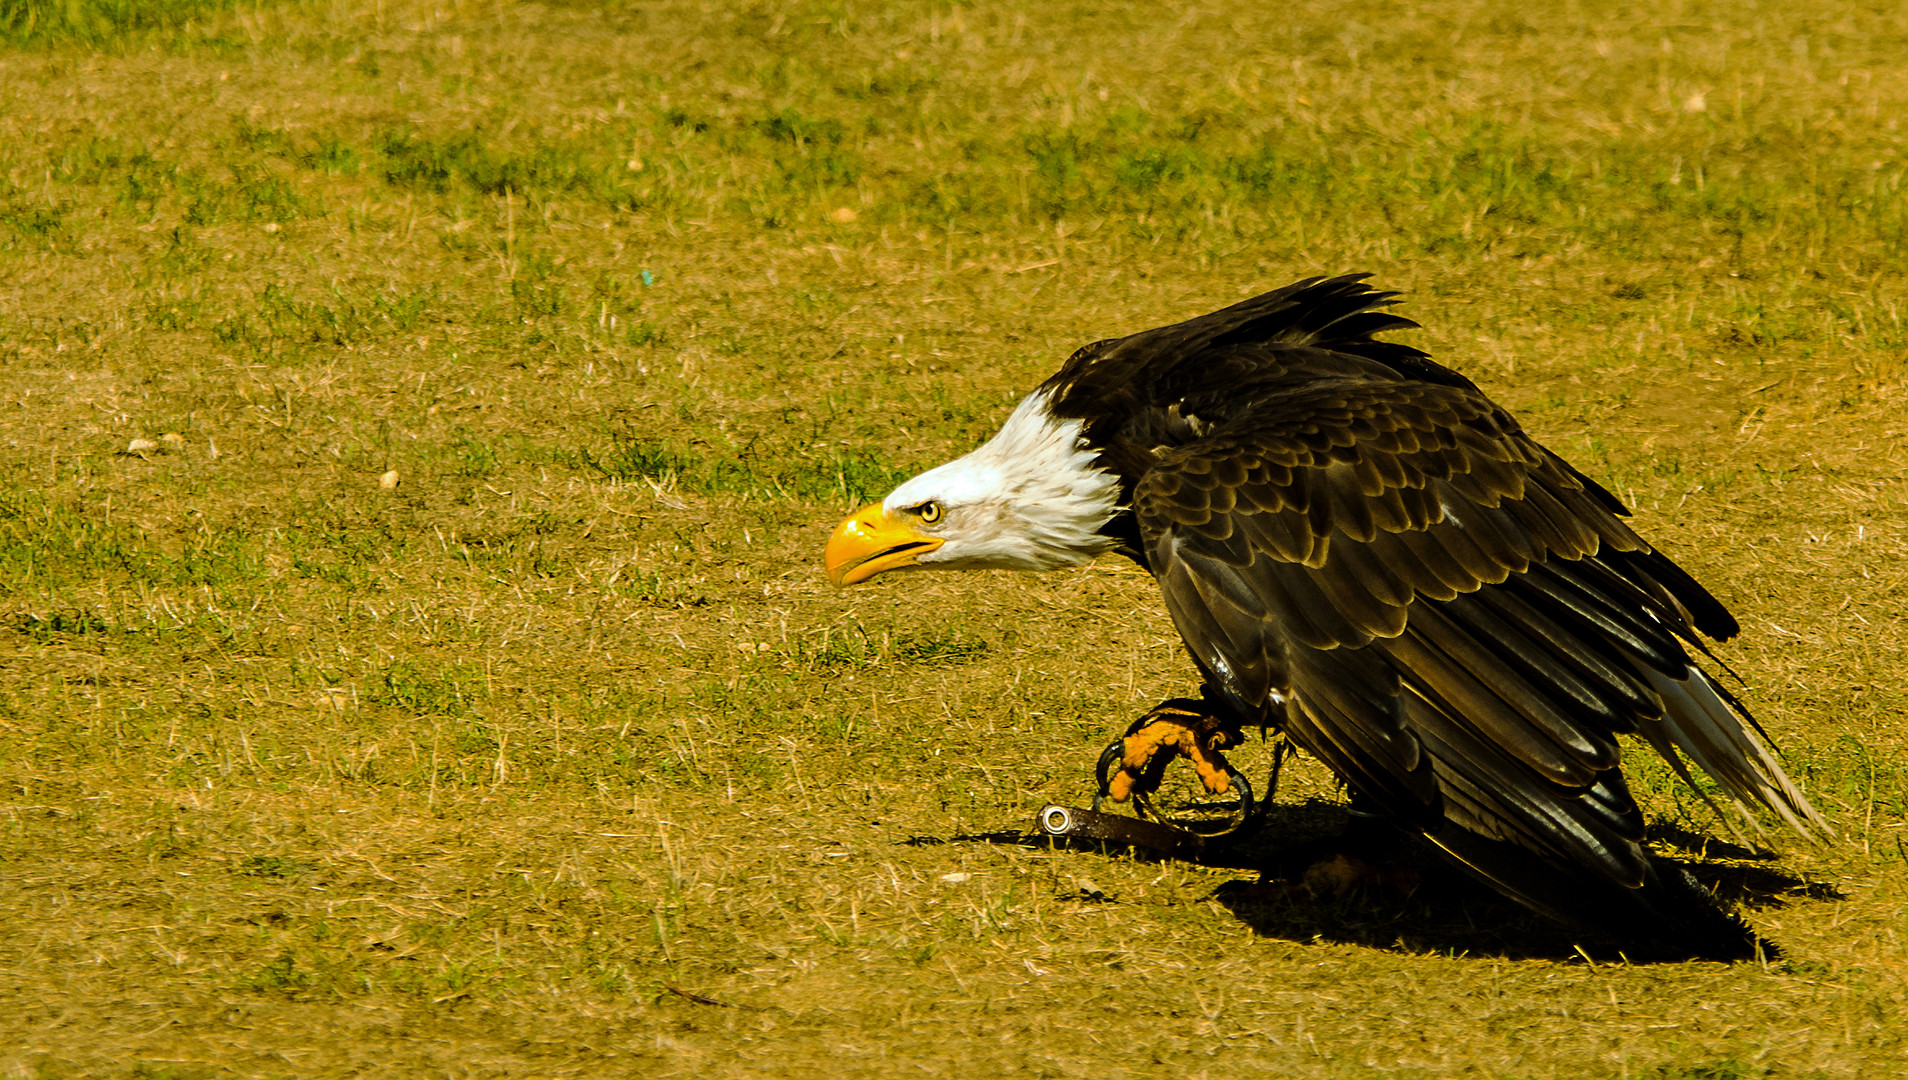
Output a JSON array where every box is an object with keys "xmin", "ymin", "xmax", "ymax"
[{"xmin": 1082, "ymin": 276, "xmax": 1827, "ymax": 953}]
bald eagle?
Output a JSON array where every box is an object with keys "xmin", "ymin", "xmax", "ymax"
[{"xmin": 824, "ymin": 275, "xmax": 1825, "ymax": 959}]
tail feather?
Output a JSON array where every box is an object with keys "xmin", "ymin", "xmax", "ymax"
[{"xmin": 1637, "ymin": 665, "xmax": 1830, "ymax": 842}]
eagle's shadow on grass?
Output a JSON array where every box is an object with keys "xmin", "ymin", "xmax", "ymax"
[{"xmin": 932, "ymin": 799, "xmax": 1840, "ymax": 963}]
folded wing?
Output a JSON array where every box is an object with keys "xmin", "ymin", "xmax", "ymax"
[{"xmin": 1135, "ymin": 374, "xmax": 1826, "ymax": 932}]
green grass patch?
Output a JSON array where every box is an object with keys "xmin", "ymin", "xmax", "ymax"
[
  {"xmin": 0, "ymin": 0, "xmax": 247, "ymax": 49},
  {"xmin": 571, "ymin": 426, "xmax": 909, "ymax": 504}
]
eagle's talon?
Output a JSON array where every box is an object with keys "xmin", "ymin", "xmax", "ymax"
[
  {"xmin": 1103, "ymin": 708, "xmax": 1243, "ymax": 804},
  {"xmin": 1092, "ymin": 739, "xmax": 1126, "ymax": 811}
]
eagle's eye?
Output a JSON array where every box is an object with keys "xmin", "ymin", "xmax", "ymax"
[{"xmin": 916, "ymin": 501, "xmax": 943, "ymax": 525}]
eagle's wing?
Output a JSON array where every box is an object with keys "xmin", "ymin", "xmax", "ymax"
[{"xmin": 1134, "ymin": 373, "xmax": 1824, "ymax": 925}]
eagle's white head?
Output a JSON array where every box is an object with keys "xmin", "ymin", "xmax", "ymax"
[{"xmin": 825, "ymin": 390, "xmax": 1123, "ymax": 586}]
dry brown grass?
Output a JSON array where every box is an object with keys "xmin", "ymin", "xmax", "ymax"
[{"xmin": 1, "ymin": 0, "xmax": 1906, "ymax": 1076}]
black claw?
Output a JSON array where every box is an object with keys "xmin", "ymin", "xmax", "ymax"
[{"xmin": 1092, "ymin": 739, "xmax": 1126, "ymax": 812}]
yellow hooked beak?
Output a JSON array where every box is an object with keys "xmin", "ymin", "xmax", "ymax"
[{"xmin": 824, "ymin": 502, "xmax": 944, "ymax": 587}]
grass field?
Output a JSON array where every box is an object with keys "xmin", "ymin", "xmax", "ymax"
[{"xmin": 1, "ymin": 0, "xmax": 1906, "ymax": 1075}]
